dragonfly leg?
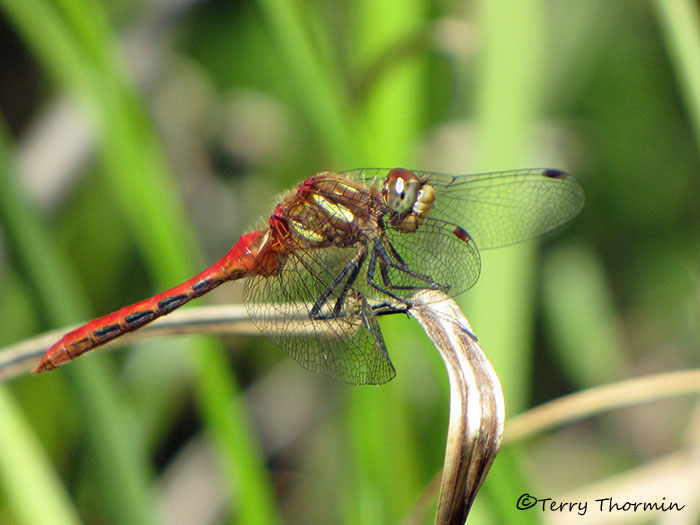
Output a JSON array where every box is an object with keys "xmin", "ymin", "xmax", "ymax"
[
  {"xmin": 378, "ymin": 262, "xmax": 440, "ymax": 291},
  {"xmin": 370, "ymin": 302, "xmax": 410, "ymax": 316},
  {"xmin": 365, "ymin": 245, "xmax": 414, "ymax": 305},
  {"xmin": 329, "ymin": 248, "xmax": 368, "ymax": 315},
  {"xmin": 310, "ymin": 243, "xmax": 409, "ymax": 319},
  {"xmin": 379, "ymin": 224, "xmax": 409, "ymax": 268},
  {"xmin": 309, "ymin": 246, "xmax": 367, "ymax": 320},
  {"xmin": 371, "ymin": 237, "xmax": 446, "ymax": 292}
]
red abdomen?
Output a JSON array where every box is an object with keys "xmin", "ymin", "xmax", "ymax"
[{"xmin": 33, "ymin": 230, "xmax": 267, "ymax": 373}]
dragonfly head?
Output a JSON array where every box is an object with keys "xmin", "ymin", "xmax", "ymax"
[{"xmin": 383, "ymin": 168, "xmax": 435, "ymax": 232}]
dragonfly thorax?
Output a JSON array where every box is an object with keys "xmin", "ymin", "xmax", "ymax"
[{"xmin": 279, "ymin": 175, "xmax": 375, "ymax": 249}]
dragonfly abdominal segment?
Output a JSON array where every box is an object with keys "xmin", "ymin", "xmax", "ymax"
[{"xmin": 34, "ymin": 167, "xmax": 583, "ymax": 384}]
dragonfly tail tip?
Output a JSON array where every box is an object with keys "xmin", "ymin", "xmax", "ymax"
[{"xmin": 32, "ymin": 356, "xmax": 58, "ymax": 374}]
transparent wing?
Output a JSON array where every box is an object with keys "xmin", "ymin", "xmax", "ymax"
[
  {"xmin": 343, "ymin": 168, "xmax": 584, "ymax": 250},
  {"xmin": 376, "ymin": 217, "xmax": 481, "ymax": 299},
  {"xmin": 244, "ymin": 246, "xmax": 396, "ymax": 385}
]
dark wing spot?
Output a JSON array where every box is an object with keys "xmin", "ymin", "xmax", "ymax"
[
  {"xmin": 543, "ymin": 169, "xmax": 566, "ymax": 179},
  {"xmin": 453, "ymin": 226, "xmax": 472, "ymax": 244}
]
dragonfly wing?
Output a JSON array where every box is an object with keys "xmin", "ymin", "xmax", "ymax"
[
  {"xmin": 244, "ymin": 246, "xmax": 396, "ymax": 385},
  {"xmin": 346, "ymin": 168, "xmax": 584, "ymax": 250},
  {"xmin": 378, "ymin": 217, "xmax": 482, "ymax": 299},
  {"xmin": 417, "ymin": 168, "xmax": 584, "ymax": 249}
]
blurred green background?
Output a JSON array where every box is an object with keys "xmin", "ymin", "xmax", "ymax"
[{"xmin": 0, "ymin": 0, "xmax": 698, "ymax": 524}]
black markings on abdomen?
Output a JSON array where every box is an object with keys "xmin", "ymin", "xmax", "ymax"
[
  {"xmin": 93, "ymin": 324, "xmax": 122, "ymax": 340},
  {"xmin": 125, "ymin": 310, "xmax": 155, "ymax": 327},
  {"xmin": 192, "ymin": 277, "xmax": 219, "ymax": 295},
  {"xmin": 158, "ymin": 295, "xmax": 189, "ymax": 313},
  {"xmin": 68, "ymin": 337, "xmax": 91, "ymax": 352}
]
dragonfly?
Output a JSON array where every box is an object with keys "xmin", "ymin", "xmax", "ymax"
[{"xmin": 33, "ymin": 168, "xmax": 583, "ymax": 384}]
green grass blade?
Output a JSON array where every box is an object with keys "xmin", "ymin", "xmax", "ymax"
[
  {"xmin": 653, "ymin": 0, "xmax": 700, "ymax": 147},
  {"xmin": 255, "ymin": 0, "xmax": 362, "ymax": 166},
  {"xmin": 542, "ymin": 244, "xmax": 628, "ymax": 386},
  {"xmin": 0, "ymin": 387, "xmax": 81, "ymax": 525},
  {"xmin": 465, "ymin": 0, "xmax": 546, "ymax": 414}
]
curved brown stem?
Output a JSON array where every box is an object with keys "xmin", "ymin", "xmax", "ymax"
[{"xmin": 408, "ymin": 290, "xmax": 505, "ymax": 524}]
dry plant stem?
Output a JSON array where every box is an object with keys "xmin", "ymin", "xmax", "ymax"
[
  {"xmin": 504, "ymin": 369, "xmax": 700, "ymax": 444},
  {"xmin": 409, "ymin": 290, "xmax": 505, "ymax": 525}
]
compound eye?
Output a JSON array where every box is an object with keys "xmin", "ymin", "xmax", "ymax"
[{"xmin": 383, "ymin": 169, "xmax": 420, "ymax": 214}]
